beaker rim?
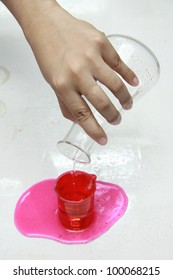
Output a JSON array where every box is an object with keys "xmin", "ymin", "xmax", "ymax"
[{"xmin": 57, "ymin": 140, "xmax": 91, "ymax": 164}]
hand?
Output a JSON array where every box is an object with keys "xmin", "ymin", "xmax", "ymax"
[{"xmin": 21, "ymin": 1, "xmax": 139, "ymax": 144}]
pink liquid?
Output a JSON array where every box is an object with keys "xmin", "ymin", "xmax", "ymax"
[{"xmin": 14, "ymin": 179, "xmax": 128, "ymax": 244}]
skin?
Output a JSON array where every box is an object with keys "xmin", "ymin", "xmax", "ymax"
[{"xmin": 2, "ymin": 0, "xmax": 139, "ymax": 145}]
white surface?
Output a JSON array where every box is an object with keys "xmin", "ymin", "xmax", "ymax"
[{"xmin": 0, "ymin": 0, "xmax": 173, "ymax": 260}]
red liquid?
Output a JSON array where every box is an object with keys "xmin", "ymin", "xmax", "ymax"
[
  {"xmin": 55, "ymin": 171, "xmax": 96, "ymax": 230},
  {"xmin": 58, "ymin": 196, "xmax": 94, "ymax": 230},
  {"xmin": 14, "ymin": 178, "xmax": 128, "ymax": 244}
]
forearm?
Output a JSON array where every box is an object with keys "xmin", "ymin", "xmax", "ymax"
[{"xmin": 1, "ymin": 0, "xmax": 66, "ymax": 36}]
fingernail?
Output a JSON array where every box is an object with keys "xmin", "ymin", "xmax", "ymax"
[
  {"xmin": 123, "ymin": 99, "xmax": 133, "ymax": 110},
  {"xmin": 98, "ymin": 137, "xmax": 107, "ymax": 145},
  {"xmin": 111, "ymin": 114, "xmax": 122, "ymax": 125},
  {"xmin": 132, "ymin": 76, "xmax": 139, "ymax": 86}
]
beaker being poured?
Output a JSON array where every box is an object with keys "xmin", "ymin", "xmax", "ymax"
[{"xmin": 57, "ymin": 34, "xmax": 160, "ymax": 164}]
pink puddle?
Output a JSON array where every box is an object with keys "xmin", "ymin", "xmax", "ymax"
[{"xmin": 14, "ymin": 179, "xmax": 128, "ymax": 244}]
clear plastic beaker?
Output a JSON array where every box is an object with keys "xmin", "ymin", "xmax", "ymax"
[
  {"xmin": 55, "ymin": 170, "xmax": 96, "ymax": 230},
  {"xmin": 57, "ymin": 34, "xmax": 160, "ymax": 164}
]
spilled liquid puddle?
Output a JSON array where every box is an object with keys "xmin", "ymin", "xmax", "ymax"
[{"xmin": 14, "ymin": 179, "xmax": 128, "ymax": 244}]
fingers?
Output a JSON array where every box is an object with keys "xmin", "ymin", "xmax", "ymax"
[
  {"xmin": 94, "ymin": 58, "xmax": 133, "ymax": 110},
  {"xmin": 56, "ymin": 57, "xmax": 135, "ymax": 145},
  {"xmin": 78, "ymin": 74, "xmax": 122, "ymax": 124},
  {"xmin": 79, "ymin": 113, "xmax": 108, "ymax": 145},
  {"xmin": 57, "ymin": 90, "xmax": 108, "ymax": 145},
  {"xmin": 101, "ymin": 38, "xmax": 139, "ymax": 86}
]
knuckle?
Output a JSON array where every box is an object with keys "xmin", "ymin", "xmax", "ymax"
[
  {"xmin": 52, "ymin": 78, "xmax": 67, "ymax": 93},
  {"xmin": 98, "ymin": 99, "xmax": 110, "ymax": 112},
  {"xmin": 73, "ymin": 108, "xmax": 91, "ymax": 123},
  {"xmin": 70, "ymin": 61, "xmax": 83, "ymax": 76},
  {"xmin": 88, "ymin": 84, "xmax": 99, "ymax": 95},
  {"xmin": 64, "ymin": 52, "xmax": 85, "ymax": 79},
  {"xmin": 113, "ymin": 80, "xmax": 124, "ymax": 93},
  {"xmin": 85, "ymin": 49, "xmax": 96, "ymax": 62},
  {"xmin": 84, "ymin": 84, "xmax": 99, "ymax": 99},
  {"xmin": 84, "ymin": 85, "xmax": 111, "ymax": 112},
  {"xmin": 94, "ymin": 32, "xmax": 106, "ymax": 47},
  {"xmin": 113, "ymin": 54, "xmax": 122, "ymax": 69}
]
